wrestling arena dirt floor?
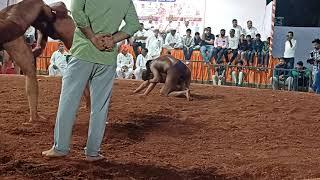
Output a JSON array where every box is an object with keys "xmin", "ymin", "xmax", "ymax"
[{"xmin": 1, "ymin": 75, "xmax": 320, "ymax": 179}]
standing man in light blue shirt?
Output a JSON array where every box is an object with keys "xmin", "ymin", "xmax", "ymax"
[{"xmin": 42, "ymin": 0, "xmax": 140, "ymax": 162}]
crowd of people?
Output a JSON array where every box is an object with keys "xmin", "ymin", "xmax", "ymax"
[
  {"xmin": 1, "ymin": 15, "xmax": 319, "ymax": 94},
  {"xmin": 271, "ymin": 38, "xmax": 320, "ymax": 93},
  {"xmin": 114, "ymin": 19, "xmax": 272, "ymax": 81},
  {"xmin": 126, "ymin": 19, "xmax": 271, "ymax": 66},
  {"xmin": 2, "ymin": 17, "xmax": 319, "ymax": 94},
  {"xmin": 113, "ymin": 19, "xmax": 320, "ymax": 94}
]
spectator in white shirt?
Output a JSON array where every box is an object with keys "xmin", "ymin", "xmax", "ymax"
[
  {"xmin": 179, "ymin": 20, "xmax": 191, "ymax": 36},
  {"xmin": 163, "ymin": 29, "xmax": 183, "ymax": 50},
  {"xmin": 134, "ymin": 48, "xmax": 151, "ymax": 80},
  {"xmin": 182, "ymin": 29, "xmax": 195, "ymax": 64},
  {"xmin": 161, "ymin": 16, "xmax": 176, "ymax": 34},
  {"xmin": 283, "ymin": 31, "xmax": 297, "ymax": 69},
  {"xmin": 144, "ymin": 16, "xmax": 154, "ymax": 30},
  {"xmin": 133, "ymin": 23, "xmax": 148, "ymax": 57},
  {"xmin": 213, "ymin": 29, "xmax": 229, "ymax": 64},
  {"xmin": 116, "ymin": 46, "xmax": 134, "ymax": 79},
  {"xmin": 48, "ymin": 43, "xmax": 68, "ymax": 77},
  {"xmin": 227, "ymin": 29, "xmax": 239, "ymax": 64},
  {"xmin": 146, "ymin": 29, "xmax": 164, "ymax": 59},
  {"xmin": 232, "ymin": 19, "xmax": 243, "ymax": 39},
  {"xmin": 243, "ymin": 20, "xmax": 258, "ymax": 38}
]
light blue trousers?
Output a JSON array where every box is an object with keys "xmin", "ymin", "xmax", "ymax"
[{"xmin": 53, "ymin": 57, "xmax": 116, "ymax": 156}]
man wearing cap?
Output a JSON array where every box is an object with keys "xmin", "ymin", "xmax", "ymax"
[
  {"xmin": 132, "ymin": 23, "xmax": 148, "ymax": 57},
  {"xmin": 146, "ymin": 28, "xmax": 164, "ymax": 59},
  {"xmin": 42, "ymin": 0, "xmax": 140, "ymax": 161},
  {"xmin": 163, "ymin": 29, "xmax": 183, "ymax": 50},
  {"xmin": 48, "ymin": 43, "xmax": 68, "ymax": 76},
  {"xmin": 116, "ymin": 46, "xmax": 134, "ymax": 79}
]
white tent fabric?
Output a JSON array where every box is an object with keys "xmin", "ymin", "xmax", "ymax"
[
  {"xmin": 1, "ymin": 0, "xmax": 272, "ymax": 41},
  {"xmin": 204, "ymin": 0, "xmax": 272, "ymax": 40},
  {"xmin": 0, "ymin": 0, "xmax": 18, "ymax": 10}
]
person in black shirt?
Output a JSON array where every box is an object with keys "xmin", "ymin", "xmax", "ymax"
[
  {"xmin": 238, "ymin": 34, "xmax": 248, "ymax": 63},
  {"xmin": 200, "ymin": 27, "xmax": 215, "ymax": 65},
  {"xmin": 252, "ymin": 34, "xmax": 264, "ymax": 67},
  {"xmin": 245, "ymin": 35, "xmax": 254, "ymax": 66},
  {"xmin": 193, "ymin": 32, "xmax": 202, "ymax": 50},
  {"xmin": 270, "ymin": 58, "xmax": 293, "ymax": 90}
]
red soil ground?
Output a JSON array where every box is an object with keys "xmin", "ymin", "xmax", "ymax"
[{"xmin": 1, "ymin": 75, "xmax": 320, "ymax": 179}]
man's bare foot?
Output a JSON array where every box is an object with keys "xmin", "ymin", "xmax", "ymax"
[
  {"xmin": 79, "ymin": 105, "xmax": 90, "ymax": 111},
  {"xmin": 42, "ymin": 148, "xmax": 66, "ymax": 158},
  {"xmin": 24, "ymin": 114, "xmax": 46, "ymax": 125},
  {"xmin": 86, "ymin": 154, "xmax": 105, "ymax": 162}
]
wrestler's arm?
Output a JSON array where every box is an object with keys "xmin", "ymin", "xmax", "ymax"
[
  {"xmin": 32, "ymin": 30, "xmax": 48, "ymax": 57},
  {"xmin": 143, "ymin": 82, "xmax": 157, "ymax": 96},
  {"xmin": 149, "ymin": 64, "xmax": 161, "ymax": 83},
  {"xmin": 133, "ymin": 81, "xmax": 150, "ymax": 94}
]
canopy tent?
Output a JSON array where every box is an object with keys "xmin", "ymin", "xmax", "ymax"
[
  {"xmin": 1, "ymin": 0, "xmax": 274, "ymax": 40},
  {"xmin": 37, "ymin": 0, "xmax": 275, "ymax": 40}
]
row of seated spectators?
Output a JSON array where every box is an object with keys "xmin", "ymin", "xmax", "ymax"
[{"xmin": 130, "ymin": 20, "xmax": 270, "ymax": 68}]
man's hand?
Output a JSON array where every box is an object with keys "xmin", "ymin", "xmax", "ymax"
[
  {"xmin": 103, "ymin": 35, "xmax": 114, "ymax": 51},
  {"xmin": 122, "ymin": 65, "xmax": 129, "ymax": 72},
  {"xmin": 170, "ymin": 43, "xmax": 176, "ymax": 47},
  {"xmin": 52, "ymin": 65, "xmax": 58, "ymax": 70},
  {"xmin": 32, "ymin": 46, "xmax": 43, "ymax": 57},
  {"xmin": 90, "ymin": 34, "xmax": 106, "ymax": 51},
  {"xmin": 279, "ymin": 75, "xmax": 284, "ymax": 80}
]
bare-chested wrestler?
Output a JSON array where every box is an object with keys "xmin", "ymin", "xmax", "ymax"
[
  {"xmin": 133, "ymin": 55, "xmax": 192, "ymax": 101},
  {"xmin": 0, "ymin": 0, "xmax": 98, "ymax": 123},
  {"xmin": 0, "ymin": 0, "xmax": 57, "ymax": 123},
  {"xmin": 32, "ymin": 2, "xmax": 93, "ymax": 111}
]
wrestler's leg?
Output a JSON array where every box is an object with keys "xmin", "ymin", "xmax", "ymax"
[
  {"xmin": 13, "ymin": 61, "xmax": 21, "ymax": 75},
  {"xmin": 83, "ymin": 85, "xmax": 91, "ymax": 110},
  {"xmin": 161, "ymin": 70, "xmax": 190, "ymax": 101},
  {"xmin": 1, "ymin": 50, "xmax": 9, "ymax": 73},
  {"xmin": 184, "ymin": 69, "xmax": 192, "ymax": 101},
  {"xmin": 3, "ymin": 37, "xmax": 40, "ymax": 123}
]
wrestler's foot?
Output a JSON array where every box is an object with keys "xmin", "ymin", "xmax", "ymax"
[
  {"xmin": 86, "ymin": 154, "xmax": 105, "ymax": 162},
  {"xmin": 24, "ymin": 114, "xmax": 46, "ymax": 125},
  {"xmin": 42, "ymin": 148, "xmax": 66, "ymax": 158}
]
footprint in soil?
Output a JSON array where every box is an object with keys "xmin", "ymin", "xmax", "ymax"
[
  {"xmin": 192, "ymin": 94, "xmax": 225, "ymax": 101},
  {"xmin": 0, "ymin": 155, "xmax": 12, "ymax": 164},
  {"xmin": 1, "ymin": 159, "xmax": 226, "ymax": 179},
  {"xmin": 108, "ymin": 114, "xmax": 173, "ymax": 143},
  {"xmin": 90, "ymin": 161, "xmax": 224, "ymax": 180}
]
